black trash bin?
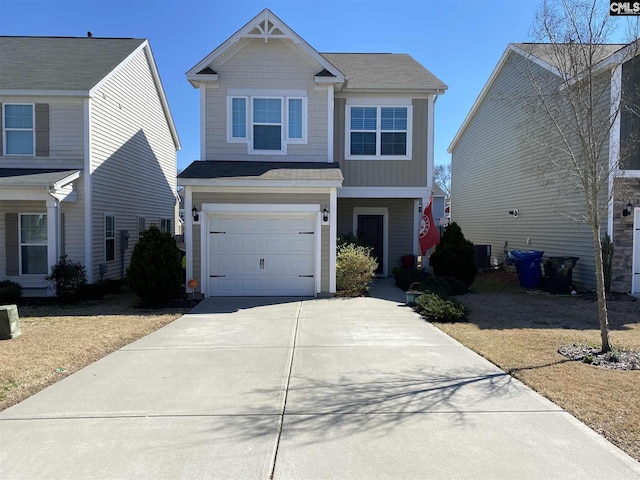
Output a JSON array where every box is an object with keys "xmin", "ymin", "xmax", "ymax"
[{"xmin": 544, "ymin": 256, "xmax": 579, "ymax": 294}]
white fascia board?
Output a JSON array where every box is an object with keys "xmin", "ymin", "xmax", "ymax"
[
  {"xmin": 178, "ymin": 178, "xmax": 342, "ymax": 188},
  {"xmin": 183, "ymin": 185, "xmax": 333, "ymax": 195},
  {"xmin": 338, "ymin": 187, "xmax": 428, "ymax": 198},
  {"xmin": 187, "ymin": 73, "xmax": 219, "ymax": 88},
  {"xmin": 0, "ymin": 89, "xmax": 90, "ymax": 97},
  {"xmin": 0, "ymin": 187, "xmax": 50, "ymax": 201},
  {"xmin": 448, "ymin": 44, "xmax": 559, "ymax": 153},
  {"xmin": 186, "ymin": 9, "xmax": 345, "ymax": 82},
  {"xmin": 52, "ymin": 170, "xmax": 81, "ymax": 190}
]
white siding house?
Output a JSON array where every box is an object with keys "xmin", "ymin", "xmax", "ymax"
[{"xmin": 0, "ymin": 37, "xmax": 180, "ymax": 295}]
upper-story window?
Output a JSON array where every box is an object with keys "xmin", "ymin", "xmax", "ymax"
[
  {"xmin": 345, "ymin": 102, "xmax": 412, "ymax": 160},
  {"xmin": 227, "ymin": 90, "xmax": 307, "ymax": 154},
  {"xmin": 621, "ymin": 58, "xmax": 640, "ymax": 171},
  {"xmin": 3, "ymin": 104, "xmax": 35, "ymax": 155}
]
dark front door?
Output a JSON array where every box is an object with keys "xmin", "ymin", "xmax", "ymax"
[{"xmin": 358, "ymin": 215, "xmax": 383, "ymax": 274}]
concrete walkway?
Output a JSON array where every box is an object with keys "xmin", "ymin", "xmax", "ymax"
[{"xmin": 1, "ymin": 279, "xmax": 639, "ymax": 479}]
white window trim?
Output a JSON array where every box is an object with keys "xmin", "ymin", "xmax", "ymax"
[
  {"xmin": 226, "ymin": 90, "xmax": 308, "ymax": 155},
  {"xmin": 3, "ymin": 103, "xmax": 35, "ymax": 156},
  {"xmin": 226, "ymin": 96, "xmax": 248, "ymax": 143},
  {"xmin": 105, "ymin": 214, "xmax": 115, "ymax": 262},
  {"xmin": 160, "ymin": 218, "xmax": 172, "ymax": 234},
  {"xmin": 18, "ymin": 213, "xmax": 48, "ymax": 276},
  {"xmin": 345, "ymin": 101, "xmax": 413, "ymax": 161},
  {"xmin": 249, "ymin": 96, "xmax": 285, "ymax": 155},
  {"xmin": 286, "ymin": 97, "xmax": 308, "ymax": 144}
]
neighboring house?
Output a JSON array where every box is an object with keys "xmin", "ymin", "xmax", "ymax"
[
  {"xmin": 431, "ymin": 184, "xmax": 447, "ymax": 229},
  {"xmin": 449, "ymin": 42, "xmax": 640, "ymax": 295},
  {"xmin": 178, "ymin": 9, "xmax": 446, "ymax": 297},
  {"xmin": 0, "ymin": 36, "xmax": 180, "ymax": 295}
]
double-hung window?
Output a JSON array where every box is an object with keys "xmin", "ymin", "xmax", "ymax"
[
  {"xmin": 3, "ymin": 104, "xmax": 35, "ymax": 155},
  {"xmin": 346, "ymin": 104, "xmax": 412, "ymax": 160},
  {"xmin": 105, "ymin": 215, "xmax": 115, "ymax": 262},
  {"xmin": 227, "ymin": 92, "xmax": 307, "ymax": 153},
  {"xmin": 20, "ymin": 214, "xmax": 48, "ymax": 275}
]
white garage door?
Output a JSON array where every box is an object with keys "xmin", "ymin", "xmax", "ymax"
[{"xmin": 207, "ymin": 213, "xmax": 316, "ymax": 296}]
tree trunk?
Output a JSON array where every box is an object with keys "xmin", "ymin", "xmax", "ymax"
[{"xmin": 592, "ymin": 224, "xmax": 611, "ymax": 353}]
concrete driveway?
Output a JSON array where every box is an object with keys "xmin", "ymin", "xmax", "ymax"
[{"xmin": 1, "ymin": 280, "xmax": 639, "ymax": 479}]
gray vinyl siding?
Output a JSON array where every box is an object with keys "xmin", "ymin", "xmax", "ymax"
[
  {"xmin": 450, "ymin": 51, "xmax": 609, "ymax": 287},
  {"xmin": 0, "ymin": 96, "xmax": 84, "ymax": 169},
  {"xmin": 337, "ymin": 198, "xmax": 415, "ymax": 271},
  {"xmin": 191, "ymin": 190, "xmax": 331, "ymax": 292},
  {"xmin": 335, "ymin": 98, "xmax": 428, "ymax": 187},
  {"xmin": 203, "ymin": 39, "xmax": 328, "ymax": 162},
  {"xmin": 90, "ymin": 48, "xmax": 177, "ymax": 280}
]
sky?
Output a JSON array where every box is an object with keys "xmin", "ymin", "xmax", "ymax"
[{"xmin": 0, "ymin": 0, "xmax": 608, "ymax": 171}]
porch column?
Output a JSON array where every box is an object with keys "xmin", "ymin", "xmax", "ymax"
[
  {"xmin": 329, "ymin": 188, "xmax": 337, "ymax": 293},
  {"xmin": 46, "ymin": 197, "xmax": 58, "ymax": 274}
]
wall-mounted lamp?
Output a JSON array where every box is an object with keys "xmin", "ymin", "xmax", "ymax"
[
  {"xmin": 192, "ymin": 206, "xmax": 199, "ymax": 222},
  {"xmin": 508, "ymin": 209, "xmax": 519, "ymax": 218},
  {"xmin": 322, "ymin": 207, "xmax": 329, "ymax": 222},
  {"xmin": 622, "ymin": 200, "xmax": 633, "ymax": 217}
]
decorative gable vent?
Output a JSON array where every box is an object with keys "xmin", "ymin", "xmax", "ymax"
[{"xmin": 246, "ymin": 15, "xmax": 287, "ymax": 42}]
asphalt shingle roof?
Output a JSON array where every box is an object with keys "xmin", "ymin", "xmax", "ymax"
[
  {"xmin": 178, "ymin": 161, "xmax": 343, "ymax": 182},
  {"xmin": 321, "ymin": 53, "xmax": 447, "ymax": 91},
  {"xmin": 0, "ymin": 37, "xmax": 146, "ymax": 91},
  {"xmin": 0, "ymin": 168, "xmax": 80, "ymax": 186},
  {"xmin": 512, "ymin": 43, "xmax": 626, "ymax": 74}
]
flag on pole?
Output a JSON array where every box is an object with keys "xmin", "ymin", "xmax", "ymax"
[{"xmin": 419, "ymin": 196, "xmax": 440, "ymax": 255}]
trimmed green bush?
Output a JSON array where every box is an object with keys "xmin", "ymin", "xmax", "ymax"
[
  {"xmin": 414, "ymin": 293, "xmax": 468, "ymax": 322},
  {"xmin": 336, "ymin": 242, "xmax": 378, "ymax": 296},
  {"xmin": 392, "ymin": 267, "xmax": 433, "ymax": 291},
  {"xmin": 421, "ymin": 276, "xmax": 468, "ymax": 297},
  {"xmin": 429, "ymin": 222, "xmax": 478, "ymax": 287},
  {"xmin": 0, "ymin": 280, "xmax": 22, "ymax": 304},
  {"xmin": 45, "ymin": 255, "xmax": 87, "ymax": 302},
  {"xmin": 127, "ymin": 226, "xmax": 182, "ymax": 305}
]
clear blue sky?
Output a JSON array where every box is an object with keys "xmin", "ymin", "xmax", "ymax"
[{"xmin": 0, "ymin": 0, "xmax": 550, "ymax": 171}]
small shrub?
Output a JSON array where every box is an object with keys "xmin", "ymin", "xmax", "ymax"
[
  {"xmin": 583, "ymin": 354, "xmax": 594, "ymax": 364},
  {"xmin": 421, "ymin": 276, "xmax": 468, "ymax": 298},
  {"xmin": 337, "ymin": 233, "xmax": 371, "ymax": 249},
  {"xmin": 604, "ymin": 349, "xmax": 621, "ymax": 363},
  {"xmin": 45, "ymin": 255, "xmax": 87, "ymax": 301},
  {"xmin": 392, "ymin": 268, "xmax": 433, "ymax": 290},
  {"xmin": 414, "ymin": 293, "xmax": 468, "ymax": 322},
  {"xmin": 0, "ymin": 280, "xmax": 22, "ymax": 304},
  {"xmin": 127, "ymin": 226, "xmax": 182, "ymax": 306},
  {"xmin": 336, "ymin": 242, "xmax": 378, "ymax": 296},
  {"xmin": 76, "ymin": 282, "xmax": 106, "ymax": 301},
  {"xmin": 429, "ymin": 222, "xmax": 478, "ymax": 287}
]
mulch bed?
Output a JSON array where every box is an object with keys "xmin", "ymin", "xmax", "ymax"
[{"xmin": 558, "ymin": 344, "xmax": 640, "ymax": 370}]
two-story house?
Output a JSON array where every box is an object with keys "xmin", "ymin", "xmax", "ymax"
[
  {"xmin": 449, "ymin": 42, "xmax": 640, "ymax": 295},
  {"xmin": 178, "ymin": 9, "xmax": 446, "ymax": 297},
  {"xmin": 0, "ymin": 36, "xmax": 180, "ymax": 295}
]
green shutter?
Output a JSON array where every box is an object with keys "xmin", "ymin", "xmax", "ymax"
[
  {"xmin": 5, "ymin": 213, "xmax": 19, "ymax": 276},
  {"xmin": 35, "ymin": 103, "xmax": 49, "ymax": 156}
]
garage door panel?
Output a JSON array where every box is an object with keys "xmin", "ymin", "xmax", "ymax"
[{"xmin": 207, "ymin": 213, "xmax": 316, "ymax": 297}]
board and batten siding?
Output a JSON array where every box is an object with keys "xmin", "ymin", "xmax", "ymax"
[
  {"xmin": 203, "ymin": 39, "xmax": 328, "ymax": 162},
  {"xmin": 0, "ymin": 96, "xmax": 85, "ymax": 169},
  {"xmin": 191, "ymin": 190, "xmax": 331, "ymax": 292},
  {"xmin": 335, "ymin": 98, "xmax": 428, "ymax": 187},
  {"xmin": 451, "ymin": 51, "xmax": 610, "ymax": 287},
  {"xmin": 337, "ymin": 198, "xmax": 415, "ymax": 272},
  {"xmin": 90, "ymin": 47, "xmax": 177, "ymax": 280}
]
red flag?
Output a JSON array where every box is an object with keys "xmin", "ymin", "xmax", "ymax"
[{"xmin": 419, "ymin": 196, "xmax": 440, "ymax": 255}]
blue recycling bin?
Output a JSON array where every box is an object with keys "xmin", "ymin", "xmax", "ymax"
[{"xmin": 509, "ymin": 250, "xmax": 544, "ymax": 289}]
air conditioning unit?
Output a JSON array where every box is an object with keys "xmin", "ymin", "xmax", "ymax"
[{"xmin": 474, "ymin": 244, "xmax": 491, "ymax": 269}]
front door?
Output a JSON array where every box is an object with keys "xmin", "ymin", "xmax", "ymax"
[{"xmin": 358, "ymin": 215, "xmax": 384, "ymax": 274}]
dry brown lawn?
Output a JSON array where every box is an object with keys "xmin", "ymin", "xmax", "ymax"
[
  {"xmin": 434, "ymin": 271, "xmax": 640, "ymax": 462},
  {"xmin": 0, "ymin": 291, "xmax": 193, "ymax": 411}
]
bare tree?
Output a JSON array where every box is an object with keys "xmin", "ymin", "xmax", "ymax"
[
  {"xmin": 434, "ymin": 163, "xmax": 451, "ymax": 199},
  {"xmin": 524, "ymin": 0, "xmax": 639, "ymax": 352}
]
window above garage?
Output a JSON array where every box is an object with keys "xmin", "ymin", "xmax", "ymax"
[{"xmin": 227, "ymin": 89, "xmax": 308, "ymax": 155}]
